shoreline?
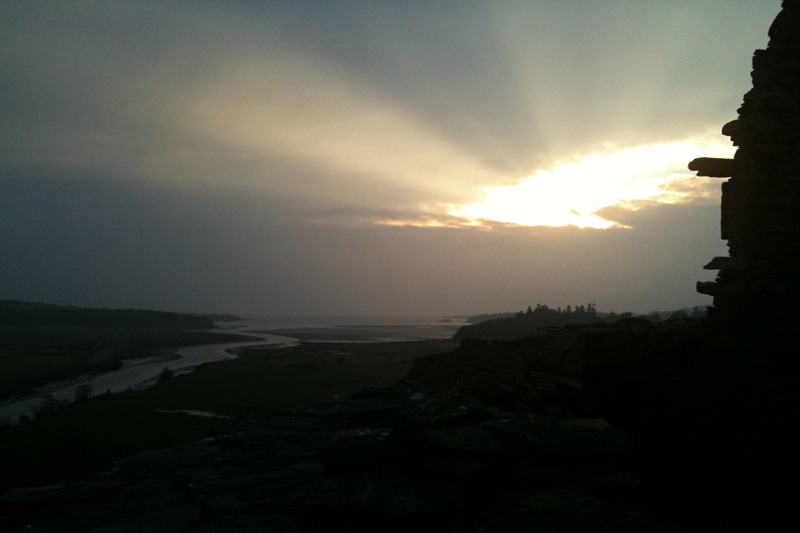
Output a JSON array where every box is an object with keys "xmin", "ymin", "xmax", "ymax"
[
  {"xmin": 0, "ymin": 323, "xmax": 456, "ymax": 427},
  {"xmin": 0, "ymin": 329, "xmax": 287, "ymax": 424}
]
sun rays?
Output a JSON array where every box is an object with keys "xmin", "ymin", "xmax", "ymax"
[{"xmin": 445, "ymin": 135, "xmax": 734, "ymax": 229}]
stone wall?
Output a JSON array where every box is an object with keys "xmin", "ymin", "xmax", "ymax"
[{"xmin": 690, "ymin": 0, "xmax": 800, "ymax": 327}]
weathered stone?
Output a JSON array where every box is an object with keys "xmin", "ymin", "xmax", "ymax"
[
  {"xmin": 406, "ymin": 427, "xmax": 501, "ymax": 459},
  {"xmin": 692, "ymin": 0, "xmax": 800, "ymax": 327},
  {"xmin": 403, "ymin": 349, "xmax": 543, "ymax": 411},
  {"xmin": 688, "ymin": 157, "xmax": 736, "ymax": 177},
  {"xmin": 307, "ymin": 475, "xmax": 460, "ymax": 516},
  {"xmin": 768, "ymin": 0, "xmax": 800, "ymax": 44},
  {"xmin": 703, "ymin": 256, "xmax": 748, "ymax": 270},
  {"xmin": 696, "ymin": 281, "xmax": 717, "ymax": 295},
  {"xmin": 87, "ymin": 504, "xmax": 201, "ymax": 533},
  {"xmin": 753, "ymin": 91, "xmax": 799, "ymax": 118},
  {"xmin": 317, "ymin": 433, "xmax": 396, "ymax": 475}
]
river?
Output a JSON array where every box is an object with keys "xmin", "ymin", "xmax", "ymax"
[{"xmin": 0, "ymin": 327, "xmax": 297, "ymax": 424}]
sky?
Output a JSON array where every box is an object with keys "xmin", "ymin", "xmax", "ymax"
[{"xmin": 0, "ymin": 1, "xmax": 782, "ymax": 318}]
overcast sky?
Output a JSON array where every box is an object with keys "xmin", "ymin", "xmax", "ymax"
[{"xmin": 0, "ymin": 1, "xmax": 781, "ymax": 317}]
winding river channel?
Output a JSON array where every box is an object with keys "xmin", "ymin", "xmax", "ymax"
[{"xmin": 0, "ymin": 328, "xmax": 297, "ymax": 424}]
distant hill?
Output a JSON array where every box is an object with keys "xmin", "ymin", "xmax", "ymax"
[
  {"xmin": 0, "ymin": 300, "xmax": 215, "ymax": 329},
  {"xmin": 190, "ymin": 313, "xmax": 244, "ymax": 323}
]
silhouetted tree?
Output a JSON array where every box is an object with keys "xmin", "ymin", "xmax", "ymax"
[{"xmin": 454, "ymin": 302, "xmax": 613, "ymax": 341}]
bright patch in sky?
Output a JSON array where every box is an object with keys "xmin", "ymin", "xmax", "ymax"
[{"xmin": 450, "ymin": 136, "xmax": 734, "ymax": 229}]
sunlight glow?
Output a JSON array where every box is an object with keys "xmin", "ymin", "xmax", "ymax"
[{"xmin": 449, "ymin": 136, "xmax": 734, "ymax": 229}]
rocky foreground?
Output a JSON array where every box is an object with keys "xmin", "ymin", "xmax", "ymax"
[{"xmin": 2, "ymin": 318, "xmax": 798, "ymax": 532}]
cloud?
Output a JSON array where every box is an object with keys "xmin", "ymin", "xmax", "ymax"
[{"xmin": 0, "ymin": 167, "xmax": 725, "ymax": 316}]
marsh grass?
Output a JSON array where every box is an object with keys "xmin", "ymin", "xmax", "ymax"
[
  {"xmin": 0, "ymin": 339, "xmax": 456, "ymax": 489},
  {"xmin": 0, "ymin": 325, "xmax": 255, "ymax": 399}
]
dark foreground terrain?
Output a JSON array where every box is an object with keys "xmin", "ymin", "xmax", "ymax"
[
  {"xmin": 0, "ymin": 337, "xmax": 454, "ymax": 490},
  {"xmin": 2, "ymin": 317, "xmax": 797, "ymax": 531}
]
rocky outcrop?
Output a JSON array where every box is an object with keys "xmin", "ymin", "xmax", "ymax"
[
  {"xmin": 1, "ymin": 322, "xmax": 692, "ymax": 532},
  {"xmin": 0, "ymin": 404, "xmax": 664, "ymax": 532},
  {"xmin": 4, "ymin": 316, "xmax": 800, "ymax": 532},
  {"xmin": 691, "ymin": 0, "xmax": 800, "ymax": 329}
]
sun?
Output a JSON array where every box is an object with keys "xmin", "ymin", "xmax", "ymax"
[{"xmin": 449, "ymin": 135, "xmax": 735, "ymax": 229}]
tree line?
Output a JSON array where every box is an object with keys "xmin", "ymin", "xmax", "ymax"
[
  {"xmin": 455, "ymin": 303, "xmax": 707, "ymax": 341},
  {"xmin": 454, "ymin": 303, "xmax": 608, "ymax": 341}
]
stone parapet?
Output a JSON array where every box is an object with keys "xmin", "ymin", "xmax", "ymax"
[{"xmin": 690, "ymin": 0, "xmax": 800, "ymax": 327}]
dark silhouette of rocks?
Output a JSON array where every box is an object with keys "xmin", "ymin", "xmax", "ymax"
[{"xmin": 691, "ymin": 0, "xmax": 800, "ymax": 329}]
